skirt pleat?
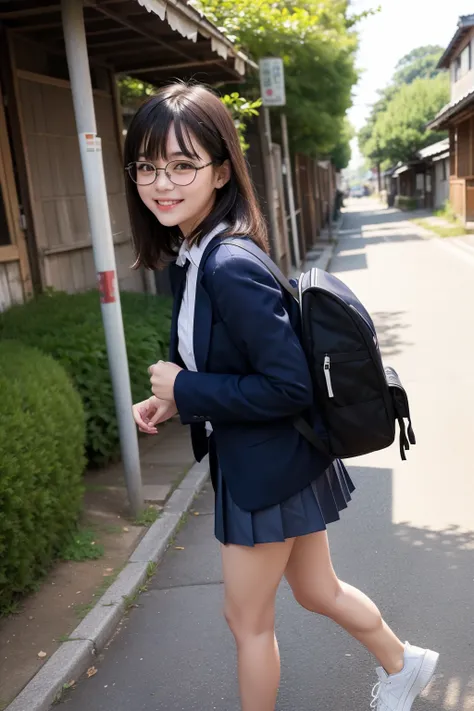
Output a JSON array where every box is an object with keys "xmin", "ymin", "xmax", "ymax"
[{"xmin": 214, "ymin": 456, "xmax": 355, "ymax": 547}]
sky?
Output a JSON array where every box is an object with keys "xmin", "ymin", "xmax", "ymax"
[{"xmin": 348, "ymin": 0, "xmax": 474, "ymax": 167}]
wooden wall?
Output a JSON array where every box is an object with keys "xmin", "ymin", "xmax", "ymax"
[
  {"xmin": 6, "ymin": 34, "xmax": 144, "ymax": 302},
  {"xmin": 0, "ymin": 262, "xmax": 23, "ymax": 311},
  {"xmin": 294, "ymin": 154, "xmax": 330, "ymax": 258}
]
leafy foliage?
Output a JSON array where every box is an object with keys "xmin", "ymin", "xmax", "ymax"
[
  {"xmin": 119, "ymin": 77, "xmax": 155, "ymax": 110},
  {"xmin": 362, "ymin": 75, "xmax": 449, "ymax": 166},
  {"xmin": 0, "ymin": 341, "xmax": 86, "ymax": 614},
  {"xmin": 190, "ymin": 0, "xmax": 362, "ymax": 160},
  {"xmin": 392, "ymin": 45, "xmax": 445, "ymax": 86},
  {"xmin": 220, "ymin": 93, "xmax": 262, "ymax": 152},
  {"xmin": 0, "ymin": 290, "xmax": 172, "ymax": 466},
  {"xmin": 359, "ymin": 45, "xmax": 449, "ymax": 166},
  {"xmin": 331, "ymin": 118, "xmax": 355, "ymax": 171},
  {"xmin": 119, "ymin": 81, "xmax": 262, "ymax": 153}
]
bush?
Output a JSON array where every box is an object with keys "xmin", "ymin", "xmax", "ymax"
[
  {"xmin": 395, "ymin": 195, "xmax": 418, "ymax": 211},
  {"xmin": 0, "ymin": 290, "xmax": 172, "ymax": 466},
  {"xmin": 0, "ymin": 340, "xmax": 86, "ymax": 614}
]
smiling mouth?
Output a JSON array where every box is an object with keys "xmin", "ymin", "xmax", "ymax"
[{"xmin": 154, "ymin": 199, "xmax": 183, "ymax": 206}]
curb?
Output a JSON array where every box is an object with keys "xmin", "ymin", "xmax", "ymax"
[{"xmin": 6, "ymin": 458, "xmax": 210, "ymax": 711}]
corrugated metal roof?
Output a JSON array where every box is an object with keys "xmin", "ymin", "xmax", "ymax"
[
  {"xmin": 418, "ymin": 138, "xmax": 450, "ymax": 159},
  {"xmin": 393, "ymin": 164, "xmax": 410, "ymax": 177},
  {"xmin": 432, "ymin": 151, "xmax": 450, "ymax": 162}
]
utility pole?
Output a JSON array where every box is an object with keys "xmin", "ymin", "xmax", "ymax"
[
  {"xmin": 280, "ymin": 113, "xmax": 301, "ymax": 268},
  {"xmin": 259, "ymin": 107, "xmax": 280, "ymax": 264},
  {"xmin": 61, "ymin": 0, "xmax": 143, "ymax": 516},
  {"xmin": 259, "ymin": 57, "xmax": 287, "ymax": 268}
]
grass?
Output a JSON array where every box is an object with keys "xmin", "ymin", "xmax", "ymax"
[
  {"xmin": 412, "ymin": 218, "xmax": 469, "ymax": 238},
  {"xmin": 123, "ymin": 561, "xmax": 158, "ymax": 612},
  {"xmin": 133, "ymin": 505, "xmax": 161, "ymax": 527},
  {"xmin": 0, "ymin": 600, "xmax": 21, "ymax": 616},
  {"xmin": 72, "ymin": 601, "xmax": 95, "ymax": 620},
  {"xmin": 60, "ymin": 528, "xmax": 105, "ymax": 562}
]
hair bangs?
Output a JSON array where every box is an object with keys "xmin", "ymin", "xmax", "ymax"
[
  {"xmin": 124, "ymin": 82, "xmax": 269, "ymax": 270},
  {"xmin": 139, "ymin": 102, "xmax": 203, "ymax": 162}
]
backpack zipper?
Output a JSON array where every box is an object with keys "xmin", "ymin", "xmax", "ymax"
[{"xmin": 323, "ymin": 355, "xmax": 334, "ymax": 398}]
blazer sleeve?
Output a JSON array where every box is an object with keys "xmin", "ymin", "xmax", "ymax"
[{"xmin": 173, "ymin": 253, "xmax": 313, "ymax": 423}]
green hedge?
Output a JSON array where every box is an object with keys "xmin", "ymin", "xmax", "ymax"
[
  {"xmin": 0, "ymin": 290, "xmax": 172, "ymax": 466},
  {"xmin": 395, "ymin": 195, "xmax": 418, "ymax": 211},
  {"xmin": 0, "ymin": 340, "xmax": 86, "ymax": 614}
]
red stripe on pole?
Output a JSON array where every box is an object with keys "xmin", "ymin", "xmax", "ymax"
[{"xmin": 98, "ymin": 270, "xmax": 116, "ymax": 303}]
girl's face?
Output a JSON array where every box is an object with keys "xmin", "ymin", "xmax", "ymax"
[{"xmin": 136, "ymin": 124, "xmax": 230, "ymax": 237}]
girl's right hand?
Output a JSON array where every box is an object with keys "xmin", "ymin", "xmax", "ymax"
[{"xmin": 132, "ymin": 396, "xmax": 178, "ymax": 435}]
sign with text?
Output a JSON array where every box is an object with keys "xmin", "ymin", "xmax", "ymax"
[{"xmin": 259, "ymin": 57, "xmax": 286, "ymax": 107}]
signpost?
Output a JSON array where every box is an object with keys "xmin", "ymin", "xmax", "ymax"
[
  {"xmin": 259, "ymin": 58, "xmax": 300, "ymax": 268},
  {"xmin": 259, "ymin": 57, "xmax": 286, "ymax": 107}
]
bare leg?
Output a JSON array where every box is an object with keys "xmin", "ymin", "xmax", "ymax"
[
  {"xmin": 220, "ymin": 538, "xmax": 295, "ymax": 711},
  {"xmin": 285, "ymin": 531, "xmax": 405, "ymax": 674}
]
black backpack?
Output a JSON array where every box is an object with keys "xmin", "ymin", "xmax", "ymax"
[{"xmin": 217, "ymin": 239, "xmax": 416, "ymax": 461}]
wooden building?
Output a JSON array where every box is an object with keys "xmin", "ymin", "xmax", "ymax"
[
  {"xmin": 427, "ymin": 14, "xmax": 474, "ymax": 224},
  {"xmin": 0, "ymin": 0, "xmax": 254, "ymax": 311},
  {"xmin": 389, "ymin": 138, "xmax": 450, "ymax": 211}
]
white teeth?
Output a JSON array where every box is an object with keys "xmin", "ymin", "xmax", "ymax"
[{"xmin": 157, "ymin": 200, "xmax": 181, "ymax": 206}]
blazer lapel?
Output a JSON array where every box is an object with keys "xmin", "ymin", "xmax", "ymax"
[
  {"xmin": 193, "ymin": 275, "xmax": 213, "ymax": 372},
  {"xmin": 170, "ymin": 232, "xmax": 225, "ymax": 371}
]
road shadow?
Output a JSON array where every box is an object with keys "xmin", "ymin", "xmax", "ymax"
[
  {"xmin": 329, "ymin": 251, "xmax": 368, "ymax": 272},
  {"xmin": 343, "ymin": 207, "xmax": 431, "ymax": 227},
  {"xmin": 371, "ymin": 310, "xmax": 413, "ymax": 358},
  {"xmin": 277, "ymin": 465, "xmax": 474, "ymax": 710},
  {"xmin": 56, "ymin": 465, "xmax": 474, "ymax": 711}
]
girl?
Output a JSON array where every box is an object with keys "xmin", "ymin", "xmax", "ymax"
[{"xmin": 127, "ymin": 82, "xmax": 438, "ymax": 711}]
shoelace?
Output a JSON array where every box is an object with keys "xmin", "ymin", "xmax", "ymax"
[{"xmin": 370, "ymin": 680, "xmax": 390, "ymax": 710}]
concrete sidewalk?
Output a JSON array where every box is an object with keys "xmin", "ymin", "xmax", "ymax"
[{"xmin": 49, "ymin": 199, "xmax": 474, "ymax": 711}]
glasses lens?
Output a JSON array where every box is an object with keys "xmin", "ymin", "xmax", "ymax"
[
  {"xmin": 132, "ymin": 162, "xmax": 157, "ymax": 185},
  {"xmin": 167, "ymin": 160, "xmax": 197, "ymax": 186}
]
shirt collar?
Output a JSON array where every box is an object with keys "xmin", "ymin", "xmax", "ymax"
[{"xmin": 176, "ymin": 221, "xmax": 229, "ymax": 268}]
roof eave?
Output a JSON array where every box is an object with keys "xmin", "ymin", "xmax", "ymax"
[
  {"xmin": 427, "ymin": 92, "xmax": 474, "ymax": 131},
  {"xmin": 437, "ymin": 15, "xmax": 474, "ymax": 68}
]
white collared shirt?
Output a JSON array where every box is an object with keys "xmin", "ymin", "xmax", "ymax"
[{"xmin": 177, "ymin": 222, "xmax": 228, "ymax": 433}]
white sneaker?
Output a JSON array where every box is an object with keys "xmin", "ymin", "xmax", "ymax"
[{"xmin": 370, "ymin": 641, "xmax": 439, "ymax": 710}]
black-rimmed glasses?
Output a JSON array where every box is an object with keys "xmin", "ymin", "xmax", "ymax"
[{"xmin": 125, "ymin": 160, "xmax": 214, "ymax": 187}]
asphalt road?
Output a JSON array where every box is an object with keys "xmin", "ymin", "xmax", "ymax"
[{"xmin": 59, "ymin": 200, "xmax": 474, "ymax": 711}]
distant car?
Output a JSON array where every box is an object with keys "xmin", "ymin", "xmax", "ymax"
[{"xmin": 350, "ymin": 186, "xmax": 364, "ymax": 198}]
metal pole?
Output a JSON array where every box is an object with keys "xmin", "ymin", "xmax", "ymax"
[
  {"xmin": 61, "ymin": 0, "xmax": 143, "ymax": 516},
  {"xmin": 280, "ymin": 113, "xmax": 301, "ymax": 268},
  {"xmin": 260, "ymin": 107, "xmax": 280, "ymax": 264}
]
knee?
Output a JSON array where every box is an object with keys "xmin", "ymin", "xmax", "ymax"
[
  {"xmin": 223, "ymin": 602, "xmax": 274, "ymax": 641},
  {"xmin": 292, "ymin": 580, "xmax": 344, "ymax": 617}
]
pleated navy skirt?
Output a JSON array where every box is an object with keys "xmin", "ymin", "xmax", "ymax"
[{"xmin": 209, "ymin": 437, "xmax": 355, "ymax": 547}]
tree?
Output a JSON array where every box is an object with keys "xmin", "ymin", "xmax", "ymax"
[
  {"xmin": 363, "ymin": 74, "xmax": 449, "ymax": 165},
  {"xmin": 190, "ymin": 0, "xmax": 362, "ymax": 158},
  {"xmin": 331, "ymin": 118, "xmax": 354, "ymax": 170},
  {"xmin": 392, "ymin": 45, "xmax": 445, "ymax": 86},
  {"xmin": 359, "ymin": 45, "xmax": 448, "ymax": 167},
  {"xmin": 118, "ymin": 81, "xmax": 261, "ymax": 153}
]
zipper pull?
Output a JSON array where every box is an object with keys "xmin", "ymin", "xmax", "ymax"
[{"xmin": 323, "ymin": 355, "xmax": 334, "ymax": 398}]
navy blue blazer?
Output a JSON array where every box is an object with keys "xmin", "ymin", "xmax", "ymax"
[{"xmin": 169, "ymin": 236, "xmax": 333, "ymax": 512}]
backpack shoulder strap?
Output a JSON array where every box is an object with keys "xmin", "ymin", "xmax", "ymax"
[
  {"xmin": 204, "ymin": 236, "xmax": 332, "ymax": 458},
  {"xmin": 207, "ymin": 237, "xmax": 299, "ymax": 301}
]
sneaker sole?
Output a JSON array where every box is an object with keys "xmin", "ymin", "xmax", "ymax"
[{"xmin": 400, "ymin": 649, "xmax": 440, "ymax": 711}]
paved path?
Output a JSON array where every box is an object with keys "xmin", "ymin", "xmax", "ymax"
[{"xmin": 59, "ymin": 200, "xmax": 474, "ymax": 711}]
